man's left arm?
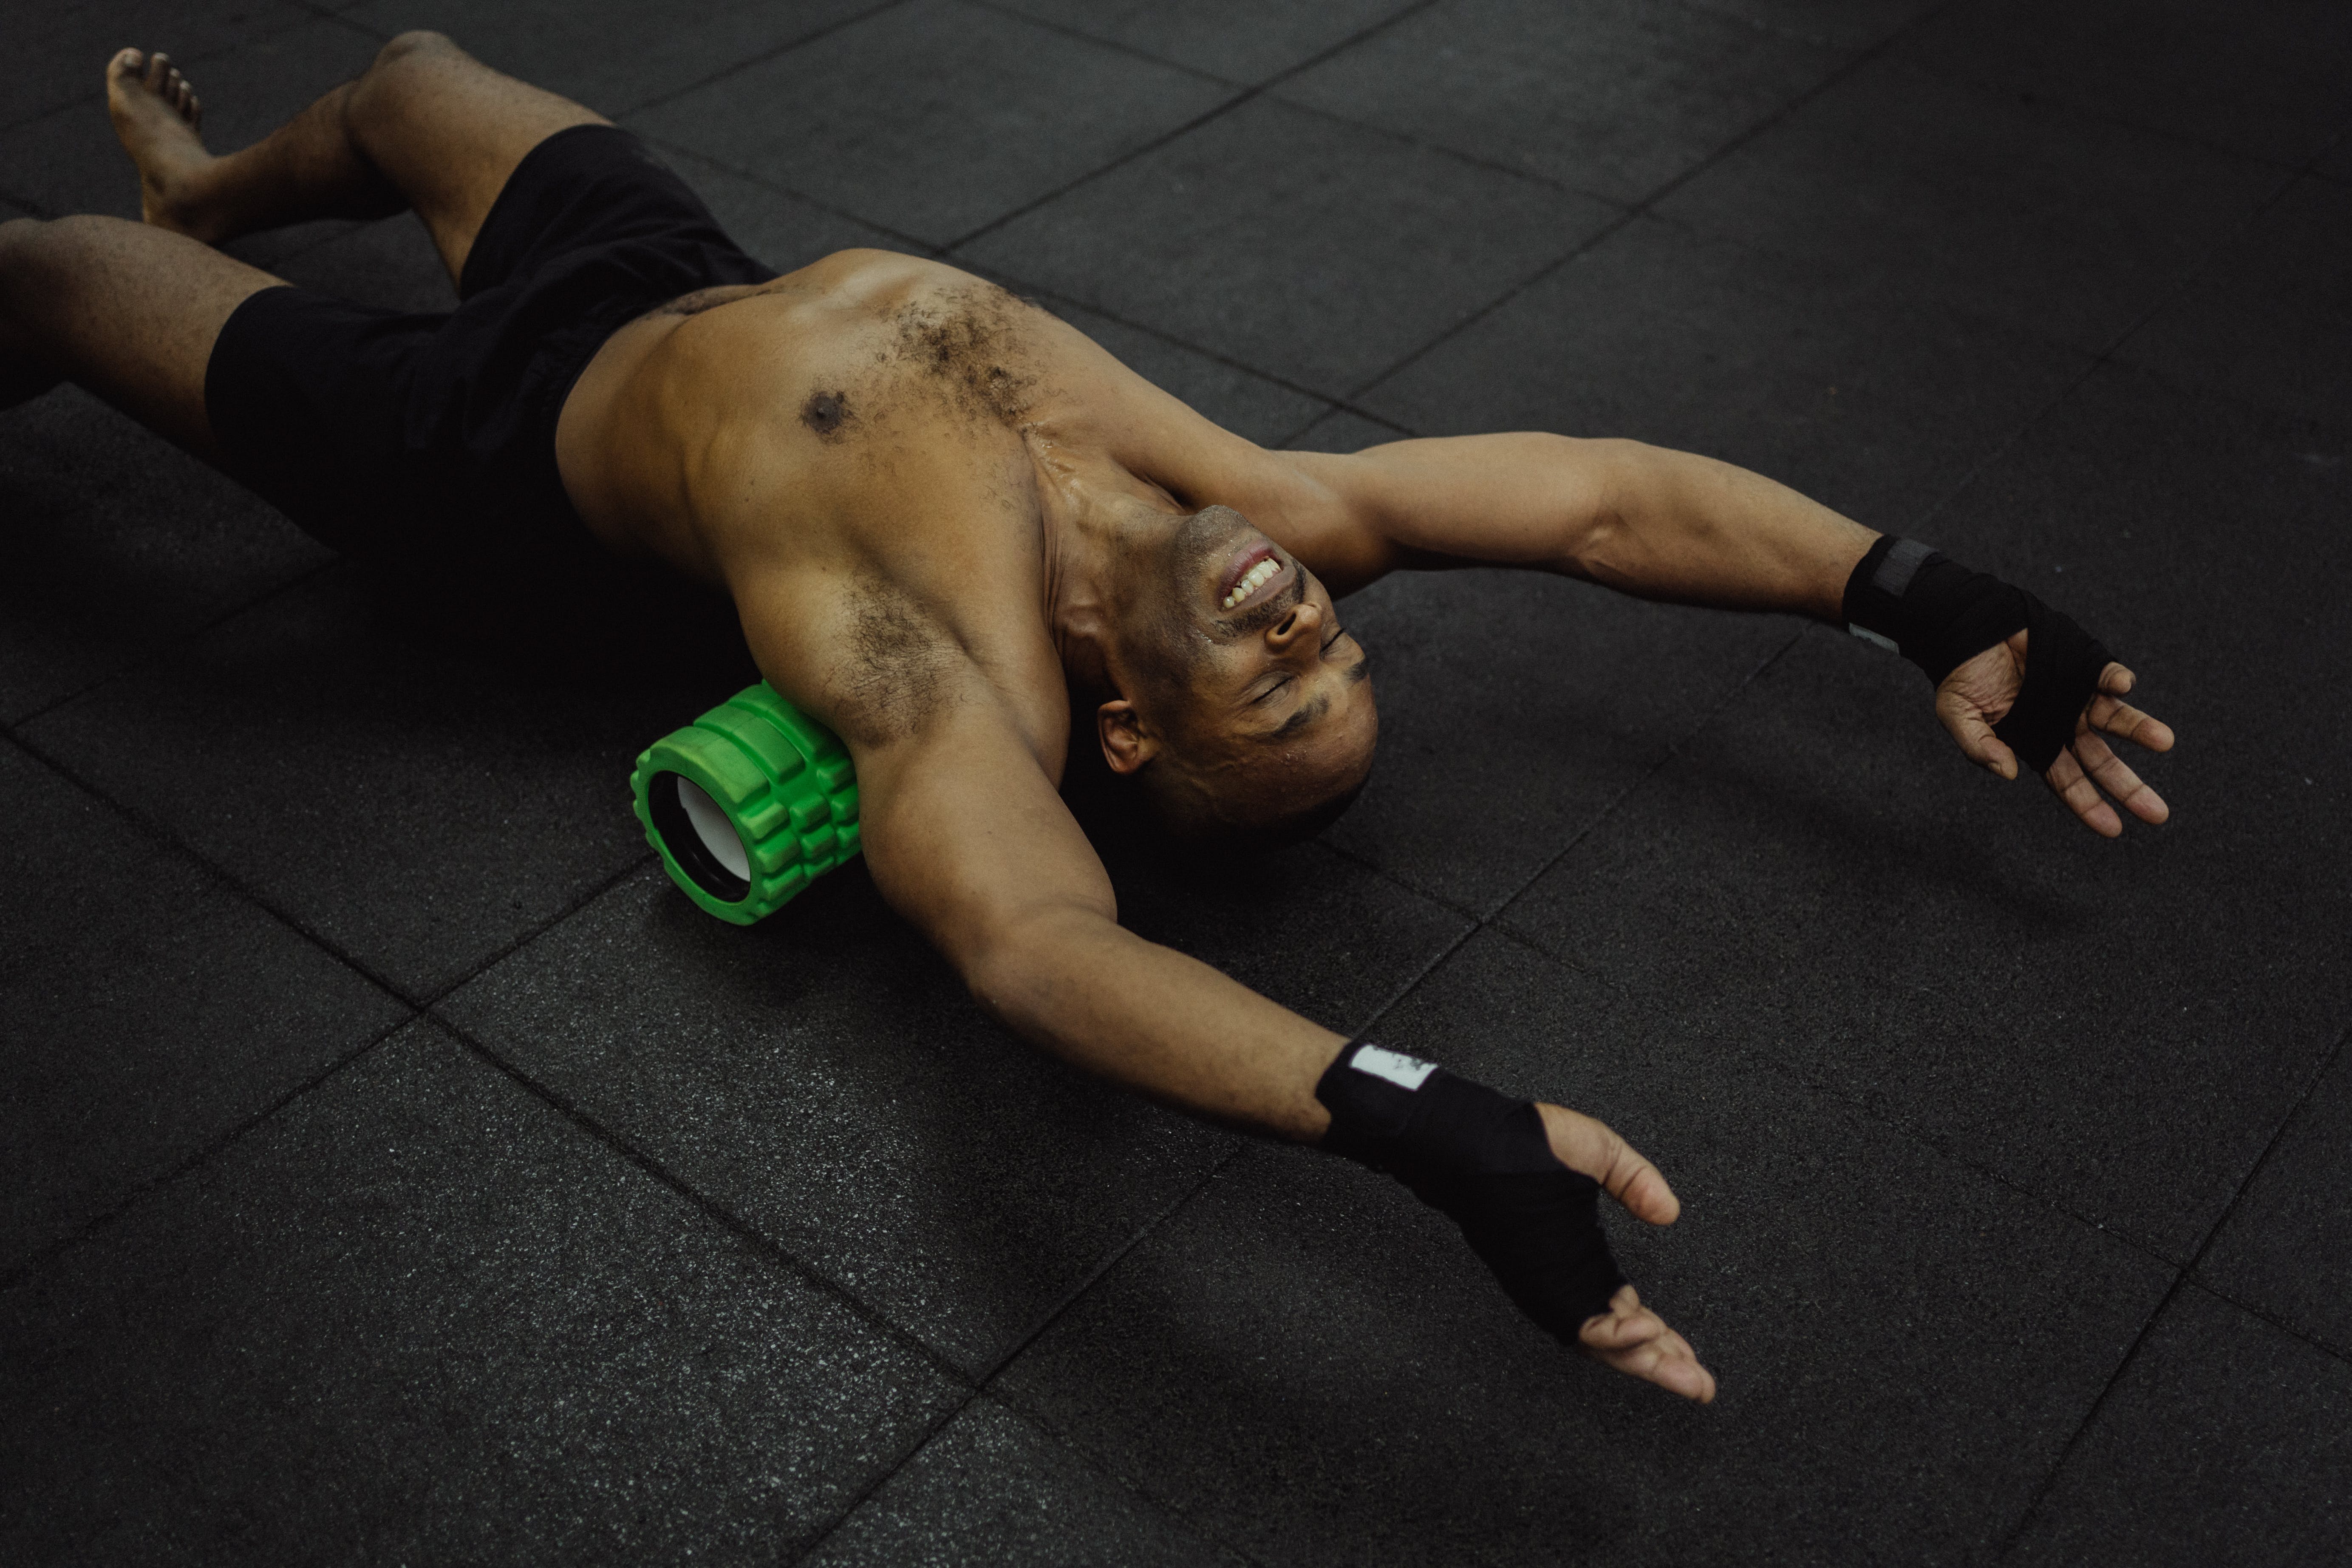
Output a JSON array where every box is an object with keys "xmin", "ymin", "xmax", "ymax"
[{"xmin": 1275, "ymin": 433, "xmax": 2174, "ymax": 835}]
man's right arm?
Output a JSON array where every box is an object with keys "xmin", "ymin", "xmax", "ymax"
[
  {"xmin": 848, "ymin": 678, "xmax": 1343, "ymax": 1138},
  {"xmin": 835, "ymin": 674, "xmax": 1714, "ymax": 1400}
]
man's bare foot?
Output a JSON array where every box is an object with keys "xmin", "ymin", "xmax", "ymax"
[
  {"xmin": 105, "ymin": 49, "xmax": 216, "ymax": 241},
  {"xmin": 1535, "ymin": 1101, "xmax": 1719, "ymax": 1404}
]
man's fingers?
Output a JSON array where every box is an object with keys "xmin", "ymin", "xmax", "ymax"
[
  {"xmin": 1937, "ymin": 700, "xmax": 2020, "ymax": 781},
  {"xmin": 2044, "ymin": 747, "xmax": 2124, "ymax": 837},
  {"xmin": 1579, "ymin": 1288, "xmax": 1717, "ymax": 1403},
  {"xmin": 2088, "ymin": 693, "xmax": 2175, "ymax": 755},
  {"xmin": 1536, "ymin": 1104, "xmax": 1679, "ymax": 1225},
  {"xmin": 2070, "ymin": 731, "xmax": 2169, "ymax": 825}
]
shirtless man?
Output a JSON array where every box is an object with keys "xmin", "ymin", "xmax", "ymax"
[{"xmin": 0, "ymin": 37, "xmax": 2177, "ymax": 1406}]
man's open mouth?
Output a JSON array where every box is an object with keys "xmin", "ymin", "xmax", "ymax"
[{"xmin": 1217, "ymin": 543, "xmax": 1290, "ymax": 612}]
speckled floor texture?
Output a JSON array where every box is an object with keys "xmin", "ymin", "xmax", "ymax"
[{"xmin": 5, "ymin": 2, "xmax": 2349, "ymax": 1564}]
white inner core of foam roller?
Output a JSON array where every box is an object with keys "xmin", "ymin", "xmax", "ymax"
[{"xmin": 676, "ymin": 776, "xmax": 751, "ymax": 881}]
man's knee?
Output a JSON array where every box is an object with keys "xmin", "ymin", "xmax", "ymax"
[
  {"xmin": 375, "ymin": 30, "xmax": 463, "ymax": 70},
  {"xmin": 348, "ymin": 31, "xmax": 471, "ymax": 134}
]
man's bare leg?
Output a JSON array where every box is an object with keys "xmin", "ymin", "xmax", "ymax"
[
  {"xmin": 0, "ymin": 217, "xmax": 280, "ymax": 462},
  {"xmin": 0, "ymin": 33, "xmax": 612, "ymax": 456},
  {"xmin": 113, "ymin": 32, "xmax": 608, "ymax": 286}
]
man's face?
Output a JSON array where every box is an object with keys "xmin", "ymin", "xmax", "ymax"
[{"xmin": 1118, "ymin": 504, "xmax": 1378, "ymax": 828}]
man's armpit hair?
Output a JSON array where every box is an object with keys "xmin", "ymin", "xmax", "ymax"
[{"xmin": 825, "ymin": 575, "xmax": 960, "ymax": 747}]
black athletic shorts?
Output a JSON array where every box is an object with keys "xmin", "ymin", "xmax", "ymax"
[{"xmin": 205, "ymin": 124, "xmax": 777, "ymax": 565}]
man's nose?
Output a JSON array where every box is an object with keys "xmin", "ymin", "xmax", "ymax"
[{"xmin": 1265, "ymin": 597, "xmax": 1322, "ymax": 652}]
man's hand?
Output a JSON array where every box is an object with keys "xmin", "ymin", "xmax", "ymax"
[
  {"xmin": 1537, "ymin": 1103, "xmax": 1718, "ymax": 1403},
  {"xmin": 1934, "ymin": 631, "xmax": 2176, "ymax": 837}
]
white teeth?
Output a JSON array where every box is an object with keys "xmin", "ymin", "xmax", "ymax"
[{"xmin": 1221, "ymin": 558, "xmax": 1280, "ymax": 609}]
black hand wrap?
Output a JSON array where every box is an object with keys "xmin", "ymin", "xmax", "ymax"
[
  {"xmin": 1316, "ymin": 1042, "xmax": 1626, "ymax": 1340},
  {"xmin": 1842, "ymin": 535, "xmax": 2114, "ymax": 775}
]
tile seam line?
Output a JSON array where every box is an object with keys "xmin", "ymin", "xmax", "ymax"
[
  {"xmin": 936, "ymin": 0, "xmax": 1449, "ymax": 256},
  {"xmin": 564, "ymin": 0, "xmax": 914, "ymax": 122},
  {"xmin": 1881, "ymin": 54, "xmax": 2349, "ymax": 178},
  {"xmin": 781, "ymin": 1143, "xmax": 1257, "ymax": 1566},
  {"xmin": 980, "ymin": 1394, "xmax": 1279, "ymax": 1568},
  {"xmin": 0, "ymin": 725, "xmax": 412, "ymax": 1002},
  {"xmin": 1907, "ymin": 112, "xmax": 2331, "ymax": 548},
  {"xmin": 1995, "ymin": 1014, "xmax": 2352, "ymax": 1556},
  {"xmin": 1475, "ymin": 624, "xmax": 1811, "ymax": 925},
  {"xmin": 1313, "ymin": 835, "xmax": 1486, "ymax": 926},
  {"xmin": 1483, "ymin": 851, "xmax": 2323, "ymax": 1285},
  {"xmin": 957, "ymin": 0, "xmax": 1255, "ymax": 92},
  {"xmin": 4, "ymin": 556, "xmax": 340, "ymax": 732},
  {"xmin": 977, "ymin": 0, "xmax": 1875, "ymax": 212},
  {"xmin": 0, "ymin": 733, "xmax": 658, "ymax": 1280},
  {"xmin": 5, "ymin": 716, "xmax": 656, "ymax": 1013},
  {"xmin": 1518, "ymin": 934, "xmax": 2215, "ymax": 1278},
  {"xmin": 1333, "ymin": 0, "xmax": 1968, "ymax": 405},
  {"xmin": 0, "ymin": 1006, "xmax": 416, "ymax": 1293},
  {"xmin": 431, "ymin": 1012, "xmax": 981, "ymax": 1398}
]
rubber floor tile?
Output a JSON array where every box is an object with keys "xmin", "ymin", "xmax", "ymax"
[
  {"xmin": 2114, "ymin": 175, "xmax": 2352, "ymax": 433},
  {"xmin": 2006, "ymin": 1285, "xmax": 2352, "ymax": 1565},
  {"xmin": 0, "ymin": 739, "xmax": 405, "ymax": 1272},
  {"xmin": 991, "ymin": 929, "xmax": 2172, "ymax": 1566},
  {"xmin": 959, "ymin": 96, "xmax": 1619, "ymax": 400},
  {"xmin": 20, "ymin": 561, "xmax": 761, "ymax": 999},
  {"xmin": 2198, "ymin": 1036, "xmax": 2352, "ymax": 1356},
  {"xmin": 1309, "ymin": 568, "xmax": 1797, "ymax": 917},
  {"xmin": 1656, "ymin": 57, "xmax": 2287, "ymax": 356},
  {"xmin": 438, "ymin": 842, "xmax": 1466, "ymax": 1375},
  {"xmin": 631, "ymin": 0, "xmax": 1236, "ymax": 248},
  {"xmin": 0, "ymin": 1020, "xmax": 964, "ymax": 1566},
  {"xmin": 0, "ymin": 0, "xmax": 316, "ymax": 136},
  {"xmin": 805, "ymin": 1397, "xmax": 1243, "ymax": 1566},
  {"xmin": 1359, "ymin": 214, "xmax": 2094, "ymax": 536},
  {"xmin": 337, "ymin": 0, "xmax": 885, "ymax": 119},
  {"xmin": 0, "ymin": 388, "xmax": 332, "ymax": 725},
  {"xmin": 1503, "ymin": 366, "xmax": 2352, "ymax": 1257},
  {"xmin": 1894, "ymin": 0, "xmax": 2352, "ymax": 168},
  {"xmin": 0, "ymin": 17, "xmax": 389, "ymax": 271},
  {"xmin": 1279, "ymin": 0, "xmax": 1844, "ymax": 206},
  {"xmin": 991, "ymin": 0, "xmax": 1424, "ymax": 85}
]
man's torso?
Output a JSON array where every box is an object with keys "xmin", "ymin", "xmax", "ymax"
[{"xmin": 553, "ymin": 249, "xmax": 1352, "ymax": 773}]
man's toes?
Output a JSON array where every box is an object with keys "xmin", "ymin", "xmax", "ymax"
[{"xmin": 144, "ymin": 51, "xmax": 173, "ymax": 93}]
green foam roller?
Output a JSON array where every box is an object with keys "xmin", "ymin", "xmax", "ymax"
[{"xmin": 631, "ymin": 682, "xmax": 861, "ymax": 923}]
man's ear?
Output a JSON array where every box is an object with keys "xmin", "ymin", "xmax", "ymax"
[{"xmin": 1096, "ymin": 698, "xmax": 1160, "ymax": 776}]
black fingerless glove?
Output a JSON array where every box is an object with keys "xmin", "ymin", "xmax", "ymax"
[
  {"xmin": 1842, "ymin": 535, "xmax": 2114, "ymax": 775},
  {"xmin": 1316, "ymin": 1042, "xmax": 1625, "ymax": 1339}
]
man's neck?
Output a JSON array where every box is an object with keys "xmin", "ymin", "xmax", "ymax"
[{"xmin": 1032, "ymin": 433, "xmax": 1180, "ymax": 697}]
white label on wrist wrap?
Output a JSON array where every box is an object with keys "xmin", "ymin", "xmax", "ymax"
[
  {"xmin": 1848, "ymin": 623, "xmax": 1900, "ymax": 654},
  {"xmin": 1352, "ymin": 1045, "xmax": 1438, "ymax": 1090}
]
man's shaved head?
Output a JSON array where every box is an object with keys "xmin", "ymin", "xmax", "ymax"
[{"xmin": 1090, "ymin": 504, "xmax": 1379, "ymax": 843}]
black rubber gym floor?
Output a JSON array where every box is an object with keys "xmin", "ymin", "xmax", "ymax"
[{"xmin": 5, "ymin": 2, "xmax": 2348, "ymax": 1562}]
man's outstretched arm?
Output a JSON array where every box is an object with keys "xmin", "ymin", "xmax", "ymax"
[
  {"xmin": 1278, "ymin": 434, "xmax": 2174, "ymax": 835},
  {"xmin": 841, "ymin": 677, "xmax": 1715, "ymax": 1401}
]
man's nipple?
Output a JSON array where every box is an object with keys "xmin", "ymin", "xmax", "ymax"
[{"xmin": 801, "ymin": 389, "xmax": 853, "ymax": 440}]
